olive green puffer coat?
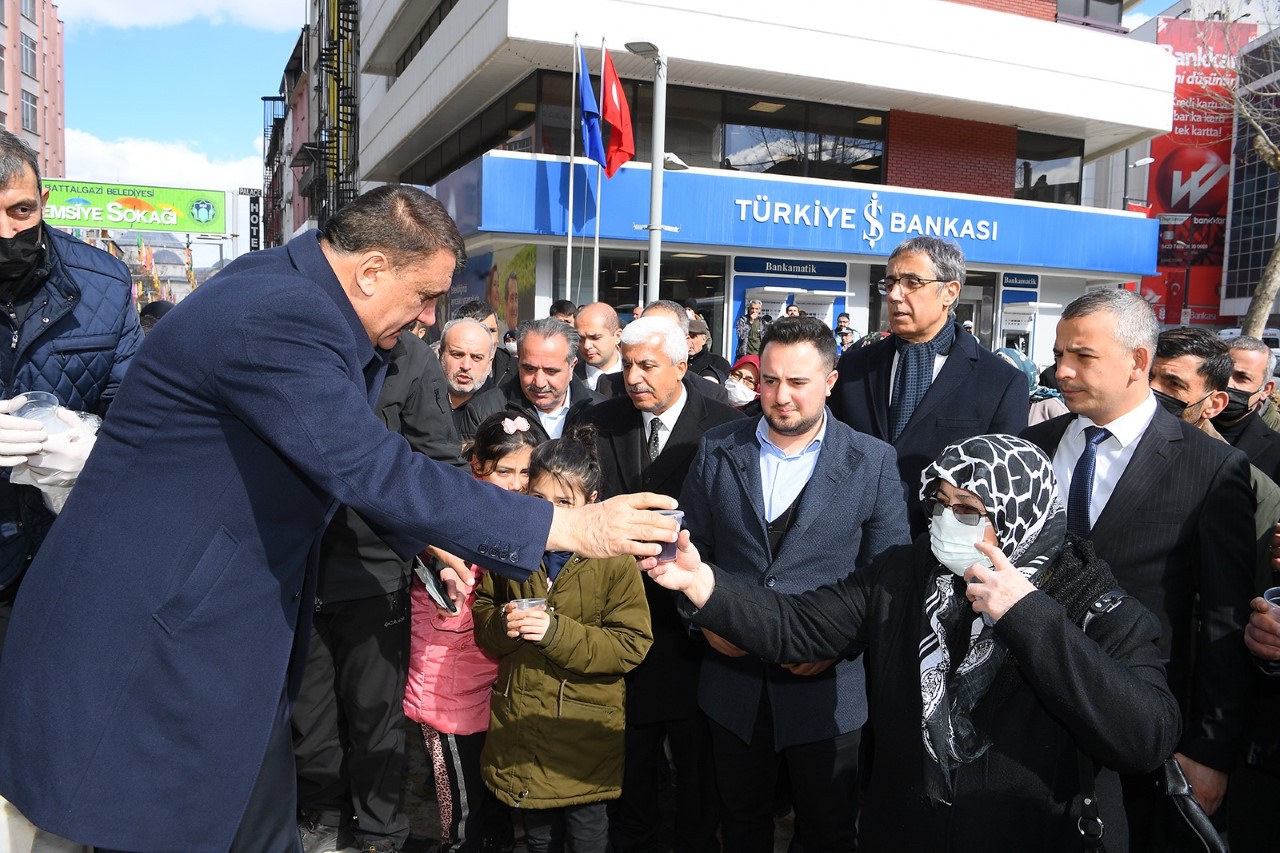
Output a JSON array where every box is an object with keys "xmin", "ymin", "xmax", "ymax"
[{"xmin": 474, "ymin": 553, "xmax": 653, "ymax": 808}]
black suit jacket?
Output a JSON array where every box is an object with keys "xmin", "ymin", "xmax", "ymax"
[
  {"xmin": 589, "ymin": 388, "xmax": 744, "ymax": 723},
  {"xmin": 1022, "ymin": 407, "xmax": 1255, "ymax": 771},
  {"xmin": 1230, "ymin": 411, "xmax": 1280, "ymax": 487},
  {"xmin": 573, "ymin": 360, "xmax": 621, "ymax": 399},
  {"xmin": 832, "ymin": 322, "xmax": 1027, "ymax": 535}
]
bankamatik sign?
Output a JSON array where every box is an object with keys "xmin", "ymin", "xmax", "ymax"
[{"xmin": 41, "ymin": 181, "xmax": 227, "ymax": 235}]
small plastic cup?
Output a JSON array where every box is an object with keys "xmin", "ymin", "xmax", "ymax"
[
  {"xmin": 12, "ymin": 391, "xmax": 67, "ymax": 435},
  {"xmin": 511, "ymin": 597, "xmax": 547, "ymax": 610},
  {"xmin": 1264, "ymin": 586, "xmax": 1280, "ymax": 612},
  {"xmin": 656, "ymin": 509, "xmax": 684, "ymax": 563}
]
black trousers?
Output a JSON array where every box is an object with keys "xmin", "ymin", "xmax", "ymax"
[
  {"xmin": 521, "ymin": 803, "xmax": 608, "ymax": 853},
  {"xmin": 708, "ymin": 693, "xmax": 860, "ymax": 853},
  {"xmin": 608, "ymin": 713, "xmax": 720, "ymax": 853},
  {"xmin": 291, "ymin": 588, "xmax": 411, "ymax": 846}
]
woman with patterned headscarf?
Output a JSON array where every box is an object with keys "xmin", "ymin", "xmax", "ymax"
[{"xmin": 645, "ymin": 434, "xmax": 1179, "ymax": 852}]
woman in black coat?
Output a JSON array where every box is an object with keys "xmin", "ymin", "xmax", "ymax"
[{"xmin": 647, "ymin": 434, "xmax": 1179, "ymax": 852}]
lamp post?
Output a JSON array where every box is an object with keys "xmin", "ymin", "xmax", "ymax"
[
  {"xmin": 1174, "ymin": 239, "xmax": 1194, "ymax": 326},
  {"xmin": 627, "ymin": 41, "xmax": 667, "ymax": 307},
  {"xmin": 1122, "ymin": 154, "xmax": 1154, "ymax": 209}
]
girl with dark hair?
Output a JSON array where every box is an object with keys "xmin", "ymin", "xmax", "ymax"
[
  {"xmin": 404, "ymin": 411, "xmax": 540, "ymax": 853},
  {"xmin": 474, "ymin": 425, "xmax": 653, "ymax": 853}
]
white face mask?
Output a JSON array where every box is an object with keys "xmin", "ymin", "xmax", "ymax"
[
  {"xmin": 929, "ymin": 507, "xmax": 995, "ymax": 575},
  {"xmin": 504, "ymin": 341, "xmax": 518, "ymax": 355},
  {"xmin": 724, "ymin": 378, "xmax": 756, "ymax": 406}
]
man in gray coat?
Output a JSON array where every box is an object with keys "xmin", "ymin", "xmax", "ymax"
[{"xmin": 680, "ymin": 317, "xmax": 910, "ymax": 852}]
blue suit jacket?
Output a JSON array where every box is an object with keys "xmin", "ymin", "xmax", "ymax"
[
  {"xmin": 0, "ymin": 233, "xmax": 553, "ymax": 852},
  {"xmin": 831, "ymin": 322, "xmax": 1027, "ymax": 535},
  {"xmin": 680, "ymin": 411, "xmax": 910, "ymax": 749}
]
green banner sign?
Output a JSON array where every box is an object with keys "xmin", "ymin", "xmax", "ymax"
[{"xmin": 41, "ymin": 180, "xmax": 228, "ymax": 235}]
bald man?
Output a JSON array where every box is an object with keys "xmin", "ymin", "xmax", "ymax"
[
  {"xmin": 438, "ymin": 318, "xmax": 495, "ymax": 434},
  {"xmin": 574, "ymin": 302, "xmax": 624, "ymax": 395}
]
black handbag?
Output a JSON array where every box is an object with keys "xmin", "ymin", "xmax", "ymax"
[{"xmin": 1076, "ymin": 755, "xmax": 1226, "ymax": 853}]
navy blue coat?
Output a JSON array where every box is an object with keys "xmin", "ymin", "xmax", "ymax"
[
  {"xmin": 831, "ymin": 322, "xmax": 1027, "ymax": 535},
  {"xmin": 680, "ymin": 412, "xmax": 910, "ymax": 749},
  {"xmin": 0, "ymin": 226, "xmax": 142, "ymax": 590},
  {"xmin": 0, "ymin": 232, "xmax": 553, "ymax": 852}
]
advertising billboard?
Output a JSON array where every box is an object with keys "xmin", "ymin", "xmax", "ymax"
[
  {"xmin": 1142, "ymin": 17, "xmax": 1257, "ymax": 324},
  {"xmin": 41, "ymin": 181, "xmax": 228, "ymax": 235}
]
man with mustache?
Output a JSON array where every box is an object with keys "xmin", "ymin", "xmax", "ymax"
[{"xmin": 438, "ymin": 317, "xmax": 494, "ymax": 439}]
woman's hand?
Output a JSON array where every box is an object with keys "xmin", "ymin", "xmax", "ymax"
[
  {"xmin": 504, "ymin": 601, "xmax": 551, "ymax": 642},
  {"xmin": 641, "ymin": 531, "xmax": 716, "ymax": 608},
  {"xmin": 964, "ymin": 540, "xmax": 1036, "ymax": 623}
]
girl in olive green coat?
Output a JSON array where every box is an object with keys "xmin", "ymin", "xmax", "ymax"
[{"xmin": 474, "ymin": 427, "xmax": 653, "ymax": 853}]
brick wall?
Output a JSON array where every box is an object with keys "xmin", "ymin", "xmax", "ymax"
[
  {"xmin": 943, "ymin": 0, "xmax": 1057, "ymax": 20},
  {"xmin": 885, "ymin": 111, "xmax": 1017, "ymax": 198}
]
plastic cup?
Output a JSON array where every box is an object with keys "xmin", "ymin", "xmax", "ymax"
[
  {"xmin": 12, "ymin": 391, "xmax": 67, "ymax": 435},
  {"xmin": 511, "ymin": 597, "xmax": 547, "ymax": 610},
  {"xmin": 656, "ymin": 509, "xmax": 684, "ymax": 563},
  {"xmin": 1264, "ymin": 586, "xmax": 1280, "ymax": 612}
]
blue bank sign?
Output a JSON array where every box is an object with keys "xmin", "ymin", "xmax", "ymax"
[{"xmin": 433, "ymin": 153, "xmax": 1158, "ymax": 276}]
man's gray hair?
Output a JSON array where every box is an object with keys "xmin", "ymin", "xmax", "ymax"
[
  {"xmin": 1060, "ymin": 289, "xmax": 1158, "ymax": 355},
  {"xmin": 620, "ymin": 316, "xmax": 687, "ymax": 365},
  {"xmin": 441, "ymin": 318, "xmax": 495, "ymax": 356},
  {"xmin": 642, "ymin": 300, "xmax": 690, "ymax": 334},
  {"xmin": 0, "ymin": 130, "xmax": 41, "ymax": 190},
  {"xmin": 888, "ymin": 236, "xmax": 967, "ymax": 289},
  {"xmin": 517, "ymin": 317, "xmax": 580, "ymax": 363},
  {"xmin": 1229, "ymin": 335, "xmax": 1278, "ymax": 381}
]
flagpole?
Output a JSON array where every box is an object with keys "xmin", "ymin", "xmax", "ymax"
[
  {"xmin": 566, "ymin": 33, "xmax": 579, "ymax": 307},
  {"xmin": 592, "ymin": 37, "xmax": 606, "ymax": 304}
]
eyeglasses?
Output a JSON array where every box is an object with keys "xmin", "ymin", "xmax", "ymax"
[
  {"xmin": 728, "ymin": 370, "xmax": 758, "ymax": 388},
  {"xmin": 876, "ymin": 275, "xmax": 950, "ymax": 296},
  {"xmin": 922, "ymin": 495, "xmax": 987, "ymax": 526}
]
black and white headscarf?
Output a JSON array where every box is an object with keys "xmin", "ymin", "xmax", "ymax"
[{"xmin": 915, "ymin": 434, "xmax": 1067, "ymax": 804}]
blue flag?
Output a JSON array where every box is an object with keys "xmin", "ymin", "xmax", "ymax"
[{"xmin": 578, "ymin": 45, "xmax": 607, "ymax": 168}]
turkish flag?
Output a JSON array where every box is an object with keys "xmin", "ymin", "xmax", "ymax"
[{"xmin": 601, "ymin": 49, "xmax": 634, "ymax": 177}]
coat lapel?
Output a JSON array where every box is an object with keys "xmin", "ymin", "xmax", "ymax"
[
  {"xmin": 1090, "ymin": 406, "xmax": 1182, "ymax": 540},
  {"xmin": 868, "ymin": 340, "xmax": 894, "ymax": 440},
  {"xmin": 644, "ymin": 392, "xmax": 705, "ymax": 490},
  {"xmin": 607, "ymin": 408, "xmax": 645, "ymax": 493},
  {"xmin": 788, "ymin": 413, "xmax": 857, "ymax": 538},
  {"xmin": 723, "ymin": 424, "xmax": 770, "ymax": 542}
]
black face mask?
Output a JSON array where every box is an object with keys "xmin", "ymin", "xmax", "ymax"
[
  {"xmin": 0, "ymin": 222, "xmax": 44, "ymax": 283},
  {"xmin": 1153, "ymin": 388, "xmax": 1213, "ymax": 421},
  {"xmin": 1211, "ymin": 386, "xmax": 1260, "ymax": 426}
]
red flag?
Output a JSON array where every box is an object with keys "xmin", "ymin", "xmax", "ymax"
[{"xmin": 600, "ymin": 49, "xmax": 634, "ymax": 177}]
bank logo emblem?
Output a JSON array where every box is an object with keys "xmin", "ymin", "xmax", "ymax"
[{"xmin": 190, "ymin": 199, "xmax": 217, "ymax": 224}]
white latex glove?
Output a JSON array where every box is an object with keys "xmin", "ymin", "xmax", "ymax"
[
  {"xmin": 0, "ymin": 397, "xmax": 47, "ymax": 467},
  {"xmin": 24, "ymin": 408, "xmax": 98, "ymax": 486}
]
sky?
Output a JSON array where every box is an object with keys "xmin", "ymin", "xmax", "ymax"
[{"xmin": 55, "ymin": 0, "xmax": 305, "ymax": 265}]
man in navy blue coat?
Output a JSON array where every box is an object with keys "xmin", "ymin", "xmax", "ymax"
[
  {"xmin": 0, "ymin": 186, "xmax": 676, "ymax": 853},
  {"xmin": 681, "ymin": 317, "xmax": 910, "ymax": 852},
  {"xmin": 831, "ymin": 236, "xmax": 1026, "ymax": 536}
]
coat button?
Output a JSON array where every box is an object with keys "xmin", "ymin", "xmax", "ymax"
[
  {"xmin": 510, "ymin": 551, "xmax": 519, "ymax": 562},
  {"xmin": 479, "ymin": 545, "xmax": 489, "ymax": 556},
  {"xmin": 766, "ymin": 576, "xmax": 777, "ymax": 588},
  {"xmin": 499, "ymin": 549, "xmax": 510, "ymax": 560}
]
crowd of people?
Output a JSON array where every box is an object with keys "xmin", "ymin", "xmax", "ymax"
[{"xmin": 0, "ymin": 138, "xmax": 1278, "ymax": 853}]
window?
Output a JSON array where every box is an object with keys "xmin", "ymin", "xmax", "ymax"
[
  {"xmin": 1014, "ymin": 131, "xmax": 1083, "ymax": 206},
  {"xmin": 1057, "ymin": 0, "xmax": 1123, "ymax": 32},
  {"xmin": 21, "ymin": 0, "xmax": 34, "ymax": 22},
  {"xmin": 0, "ymin": 112, "xmax": 6, "ymax": 129},
  {"xmin": 21, "ymin": 90, "xmax": 36, "ymax": 132},
  {"xmin": 20, "ymin": 34, "xmax": 36, "ymax": 78},
  {"xmin": 0, "ymin": 47, "xmax": 6, "ymax": 91}
]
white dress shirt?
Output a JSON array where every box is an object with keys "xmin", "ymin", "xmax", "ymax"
[
  {"xmin": 585, "ymin": 359, "xmax": 621, "ymax": 391},
  {"xmin": 1052, "ymin": 392, "xmax": 1157, "ymax": 529},
  {"xmin": 537, "ymin": 390, "xmax": 574, "ymax": 439},
  {"xmin": 640, "ymin": 385, "xmax": 689, "ymax": 459}
]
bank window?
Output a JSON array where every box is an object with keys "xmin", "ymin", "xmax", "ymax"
[
  {"xmin": 20, "ymin": 90, "xmax": 36, "ymax": 132},
  {"xmin": 1014, "ymin": 131, "xmax": 1082, "ymax": 205},
  {"xmin": 21, "ymin": 0, "xmax": 34, "ymax": 21},
  {"xmin": 809, "ymin": 104, "xmax": 884, "ymax": 184},
  {"xmin": 724, "ymin": 95, "xmax": 809, "ymax": 176},
  {"xmin": 20, "ymin": 34, "xmax": 35, "ymax": 78}
]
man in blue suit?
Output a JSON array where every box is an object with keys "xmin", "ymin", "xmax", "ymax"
[
  {"xmin": 0, "ymin": 186, "xmax": 677, "ymax": 853},
  {"xmin": 832, "ymin": 236, "xmax": 1026, "ymax": 535},
  {"xmin": 681, "ymin": 317, "xmax": 910, "ymax": 852}
]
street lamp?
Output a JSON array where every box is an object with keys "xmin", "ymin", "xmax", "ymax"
[
  {"xmin": 1174, "ymin": 239, "xmax": 1194, "ymax": 325},
  {"xmin": 627, "ymin": 40, "xmax": 668, "ymax": 307},
  {"xmin": 1123, "ymin": 154, "xmax": 1154, "ymax": 209}
]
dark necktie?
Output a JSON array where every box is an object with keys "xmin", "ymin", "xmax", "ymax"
[
  {"xmin": 646, "ymin": 418, "xmax": 662, "ymax": 464},
  {"xmin": 1067, "ymin": 426, "xmax": 1111, "ymax": 536}
]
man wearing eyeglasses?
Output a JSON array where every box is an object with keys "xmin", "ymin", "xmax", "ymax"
[{"xmin": 831, "ymin": 236, "xmax": 1026, "ymax": 535}]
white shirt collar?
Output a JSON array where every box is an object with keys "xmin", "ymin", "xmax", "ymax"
[
  {"xmin": 1068, "ymin": 391, "xmax": 1157, "ymax": 449},
  {"xmin": 641, "ymin": 384, "xmax": 689, "ymax": 436}
]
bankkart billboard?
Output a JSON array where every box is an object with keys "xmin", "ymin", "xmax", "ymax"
[{"xmin": 41, "ymin": 181, "xmax": 228, "ymax": 235}]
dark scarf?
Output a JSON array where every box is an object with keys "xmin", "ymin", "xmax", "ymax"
[
  {"xmin": 916, "ymin": 434, "xmax": 1068, "ymax": 805},
  {"xmin": 890, "ymin": 321, "xmax": 957, "ymax": 441}
]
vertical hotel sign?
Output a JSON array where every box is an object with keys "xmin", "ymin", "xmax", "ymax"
[{"xmin": 1144, "ymin": 17, "xmax": 1256, "ymax": 324}]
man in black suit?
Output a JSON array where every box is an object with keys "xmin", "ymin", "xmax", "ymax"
[
  {"xmin": 590, "ymin": 315, "xmax": 742, "ymax": 853},
  {"xmin": 603, "ymin": 300, "xmax": 730, "ymax": 405},
  {"xmin": 572, "ymin": 302, "xmax": 624, "ymax": 397},
  {"xmin": 458, "ymin": 317, "xmax": 602, "ymax": 443},
  {"xmin": 831, "ymin": 236, "xmax": 1026, "ymax": 535},
  {"xmin": 1216, "ymin": 336, "xmax": 1280, "ymax": 485},
  {"xmin": 1022, "ymin": 290, "xmax": 1254, "ymax": 840}
]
